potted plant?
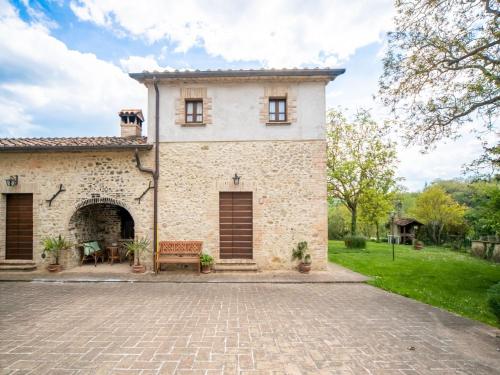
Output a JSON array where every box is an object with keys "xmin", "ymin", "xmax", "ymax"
[
  {"xmin": 41, "ymin": 235, "xmax": 72, "ymax": 272},
  {"xmin": 414, "ymin": 240, "xmax": 424, "ymax": 250},
  {"xmin": 200, "ymin": 253, "xmax": 214, "ymax": 274},
  {"xmin": 125, "ymin": 237, "xmax": 151, "ymax": 273},
  {"xmin": 292, "ymin": 241, "xmax": 312, "ymax": 273}
]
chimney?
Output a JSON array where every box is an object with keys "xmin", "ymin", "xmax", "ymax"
[{"xmin": 119, "ymin": 109, "xmax": 144, "ymax": 138}]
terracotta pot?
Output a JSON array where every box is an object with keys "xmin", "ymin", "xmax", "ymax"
[
  {"xmin": 132, "ymin": 264, "xmax": 146, "ymax": 273},
  {"xmin": 414, "ymin": 243, "xmax": 423, "ymax": 250},
  {"xmin": 47, "ymin": 264, "xmax": 62, "ymax": 273},
  {"xmin": 298, "ymin": 262, "xmax": 311, "ymax": 273},
  {"xmin": 201, "ymin": 264, "xmax": 212, "ymax": 274}
]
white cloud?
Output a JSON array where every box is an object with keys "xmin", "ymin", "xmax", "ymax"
[
  {"xmin": 70, "ymin": 0, "xmax": 395, "ymax": 67},
  {"xmin": 397, "ymin": 134, "xmax": 485, "ymax": 191},
  {"xmin": 0, "ymin": 97, "xmax": 43, "ymax": 137},
  {"xmin": 0, "ymin": 0, "xmax": 146, "ymax": 137},
  {"xmin": 119, "ymin": 55, "xmax": 174, "ymax": 73}
]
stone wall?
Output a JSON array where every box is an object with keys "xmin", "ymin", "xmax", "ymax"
[
  {"xmin": 0, "ymin": 139, "xmax": 328, "ymax": 271},
  {"xmin": 157, "ymin": 140, "xmax": 327, "ymax": 270},
  {"xmin": 0, "ymin": 150, "xmax": 155, "ymax": 269}
]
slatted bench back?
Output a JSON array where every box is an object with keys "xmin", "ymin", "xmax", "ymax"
[{"xmin": 159, "ymin": 241, "xmax": 203, "ymax": 256}]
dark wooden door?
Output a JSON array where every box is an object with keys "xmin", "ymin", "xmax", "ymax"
[
  {"xmin": 219, "ymin": 192, "xmax": 253, "ymax": 259},
  {"xmin": 6, "ymin": 194, "xmax": 33, "ymax": 260}
]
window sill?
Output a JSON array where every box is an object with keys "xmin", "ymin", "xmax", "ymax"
[
  {"xmin": 266, "ymin": 121, "xmax": 291, "ymax": 126},
  {"xmin": 181, "ymin": 123, "xmax": 206, "ymax": 127}
]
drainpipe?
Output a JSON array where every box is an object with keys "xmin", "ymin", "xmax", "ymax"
[
  {"xmin": 153, "ymin": 78, "xmax": 160, "ymax": 273},
  {"xmin": 134, "ymin": 77, "xmax": 160, "ymax": 273}
]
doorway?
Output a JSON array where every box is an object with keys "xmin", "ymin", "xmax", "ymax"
[
  {"xmin": 219, "ymin": 192, "xmax": 253, "ymax": 259},
  {"xmin": 6, "ymin": 194, "xmax": 33, "ymax": 260}
]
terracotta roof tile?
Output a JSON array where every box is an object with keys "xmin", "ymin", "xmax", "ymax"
[
  {"xmin": 0, "ymin": 136, "xmax": 152, "ymax": 152},
  {"xmin": 394, "ymin": 218, "xmax": 423, "ymax": 226}
]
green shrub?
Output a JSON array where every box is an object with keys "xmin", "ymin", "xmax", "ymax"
[
  {"xmin": 487, "ymin": 282, "xmax": 500, "ymax": 322},
  {"xmin": 200, "ymin": 253, "xmax": 214, "ymax": 266},
  {"xmin": 291, "ymin": 241, "xmax": 310, "ymax": 262},
  {"xmin": 344, "ymin": 235, "xmax": 366, "ymax": 249}
]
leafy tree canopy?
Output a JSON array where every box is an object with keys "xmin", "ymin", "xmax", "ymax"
[
  {"xmin": 430, "ymin": 178, "xmax": 476, "ymax": 206},
  {"xmin": 327, "ymin": 108, "xmax": 399, "ymax": 235},
  {"xmin": 380, "ymin": 0, "xmax": 499, "ymax": 147},
  {"xmin": 466, "ymin": 182, "xmax": 500, "ymax": 236},
  {"xmin": 395, "ymin": 191, "xmax": 419, "ymax": 216},
  {"xmin": 359, "ymin": 188, "xmax": 395, "ymax": 241},
  {"xmin": 411, "ymin": 185, "xmax": 467, "ymax": 244}
]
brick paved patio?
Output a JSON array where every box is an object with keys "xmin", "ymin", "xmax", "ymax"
[{"xmin": 0, "ymin": 282, "xmax": 499, "ymax": 374}]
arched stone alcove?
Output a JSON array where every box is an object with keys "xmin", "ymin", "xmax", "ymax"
[{"xmin": 65, "ymin": 198, "xmax": 135, "ymax": 268}]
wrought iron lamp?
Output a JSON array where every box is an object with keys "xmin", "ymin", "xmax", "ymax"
[
  {"xmin": 232, "ymin": 173, "xmax": 241, "ymax": 185},
  {"xmin": 5, "ymin": 175, "xmax": 18, "ymax": 187}
]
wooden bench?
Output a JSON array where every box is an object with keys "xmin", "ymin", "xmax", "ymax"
[{"xmin": 156, "ymin": 241, "xmax": 203, "ymax": 273}]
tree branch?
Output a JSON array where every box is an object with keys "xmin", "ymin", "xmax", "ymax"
[
  {"xmin": 483, "ymin": 0, "xmax": 500, "ymax": 16},
  {"xmin": 436, "ymin": 94, "xmax": 500, "ymax": 128},
  {"xmin": 446, "ymin": 39, "xmax": 500, "ymax": 66}
]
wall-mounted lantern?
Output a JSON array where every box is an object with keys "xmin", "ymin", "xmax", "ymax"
[
  {"xmin": 232, "ymin": 173, "xmax": 241, "ymax": 185},
  {"xmin": 5, "ymin": 175, "xmax": 18, "ymax": 187}
]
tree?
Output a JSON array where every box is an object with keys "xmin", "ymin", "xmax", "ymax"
[
  {"xmin": 466, "ymin": 182, "xmax": 500, "ymax": 237},
  {"xmin": 379, "ymin": 0, "xmax": 499, "ymax": 147},
  {"xmin": 395, "ymin": 190, "xmax": 418, "ymax": 216},
  {"xmin": 431, "ymin": 179, "xmax": 475, "ymax": 206},
  {"xmin": 465, "ymin": 144, "xmax": 500, "ymax": 181},
  {"xmin": 411, "ymin": 185, "xmax": 467, "ymax": 245},
  {"xmin": 326, "ymin": 109, "xmax": 399, "ymax": 235},
  {"xmin": 328, "ymin": 201, "xmax": 351, "ymax": 240},
  {"xmin": 359, "ymin": 188, "xmax": 394, "ymax": 241}
]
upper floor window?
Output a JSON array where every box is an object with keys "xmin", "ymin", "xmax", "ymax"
[
  {"xmin": 269, "ymin": 98, "xmax": 286, "ymax": 122},
  {"xmin": 185, "ymin": 99, "xmax": 203, "ymax": 123}
]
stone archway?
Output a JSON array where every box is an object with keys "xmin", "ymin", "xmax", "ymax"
[
  {"xmin": 66, "ymin": 198, "xmax": 136, "ymax": 268},
  {"xmin": 74, "ymin": 197, "xmax": 133, "ymax": 212}
]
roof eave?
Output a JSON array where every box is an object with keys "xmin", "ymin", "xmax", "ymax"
[
  {"xmin": 0, "ymin": 144, "xmax": 153, "ymax": 153},
  {"xmin": 129, "ymin": 68, "xmax": 346, "ymax": 83}
]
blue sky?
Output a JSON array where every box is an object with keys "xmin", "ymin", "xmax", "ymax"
[{"xmin": 0, "ymin": 0, "xmax": 485, "ymax": 191}]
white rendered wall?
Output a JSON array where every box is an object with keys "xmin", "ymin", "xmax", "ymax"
[{"xmin": 146, "ymin": 81, "xmax": 327, "ymax": 143}]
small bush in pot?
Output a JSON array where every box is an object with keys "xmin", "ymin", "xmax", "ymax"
[
  {"xmin": 41, "ymin": 235, "xmax": 72, "ymax": 272},
  {"xmin": 487, "ymin": 282, "xmax": 500, "ymax": 323},
  {"xmin": 200, "ymin": 253, "xmax": 214, "ymax": 274},
  {"xmin": 125, "ymin": 237, "xmax": 151, "ymax": 273},
  {"xmin": 344, "ymin": 235, "xmax": 366, "ymax": 249},
  {"xmin": 292, "ymin": 241, "xmax": 312, "ymax": 273}
]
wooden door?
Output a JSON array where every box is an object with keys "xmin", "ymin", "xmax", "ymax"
[
  {"xmin": 6, "ymin": 194, "xmax": 33, "ymax": 260},
  {"xmin": 219, "ymin": 192, "xmax": 253, "ymax": 259}
]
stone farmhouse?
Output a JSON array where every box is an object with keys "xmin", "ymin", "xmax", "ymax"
[{"xmin": 0, "ymin": 68, "xmax": 345, "ymax": 272}]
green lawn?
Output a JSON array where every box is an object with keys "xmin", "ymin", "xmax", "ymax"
[{"xmin": 328, "ymin": 240, "xmax": 500, "ymax": 327}]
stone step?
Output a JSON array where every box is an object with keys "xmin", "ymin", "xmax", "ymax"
[
  {"xmin": 213, "ymin": 262, "xmax": 259, "ymax": 272},
  {"xmin": 0, "ymin": 260, "xmax": 37, "ymax": 272}
]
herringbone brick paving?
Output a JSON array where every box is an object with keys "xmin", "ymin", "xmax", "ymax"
[{"xmin": 0, "ymin": 282, "xmax": 498, "ymax": 374}]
